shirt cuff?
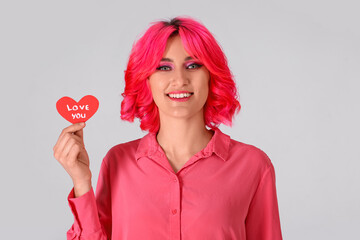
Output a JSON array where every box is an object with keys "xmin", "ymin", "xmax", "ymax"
[{"xmin": 67, "ymin": 187, "xmax": 102, "ymax": 234}]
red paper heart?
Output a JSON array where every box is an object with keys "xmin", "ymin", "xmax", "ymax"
[{"xmin": 56, "ymin": 95, "xmax": 99, "ymax": 123}]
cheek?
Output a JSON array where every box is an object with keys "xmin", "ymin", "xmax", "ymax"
[
  {"xmin": 148, "ymin": 78, "xmax": 159, "ymax": 96},
  {"xmin": 147, "ymin": 78, "xmax": 164, "ymax": 106},
  {"xmin": 201, "ymin": 76, "xmax": 210, "ymax": 99}
]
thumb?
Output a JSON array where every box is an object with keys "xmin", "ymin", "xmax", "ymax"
[{"xmin": 74, "ymin": 122, "xmax": 85, "ymax": 140}]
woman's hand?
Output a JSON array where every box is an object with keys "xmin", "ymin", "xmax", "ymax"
[{"xmin": 53, "ymin": 122, "xmax": 92, "ymax": 197}]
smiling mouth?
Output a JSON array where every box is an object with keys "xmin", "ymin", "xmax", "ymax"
[{"xmin": 166, "ymin": 92, "xmax": 194, "ymax": 99}]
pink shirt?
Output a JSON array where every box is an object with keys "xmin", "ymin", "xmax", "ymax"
[{"xmin": 67, "ymin": 128, "xmax": 282, "ymax": 239}]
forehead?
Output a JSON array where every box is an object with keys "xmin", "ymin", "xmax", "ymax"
[{"xmin": 162, "ymin": 35, "xmax": 191, "ymax": 59}]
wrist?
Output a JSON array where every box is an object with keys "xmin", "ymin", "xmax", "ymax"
[{"xmin": 73, "ymin": 180, "xmax": 92, "ymax": 198}]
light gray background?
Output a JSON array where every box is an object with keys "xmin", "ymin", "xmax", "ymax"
[{"xmin": 0, "ymin": 0, "xmax": 359, "ymax": 239}]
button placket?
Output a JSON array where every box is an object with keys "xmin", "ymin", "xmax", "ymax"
[{"xmin": 169, "ymin": 174, "xmax": 181, "ymax": 240}]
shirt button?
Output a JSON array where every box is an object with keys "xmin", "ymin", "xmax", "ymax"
[
  {"xmin": 171, "ymin": 209, "xmax": 177, "ymax": 215},
  {"xmin": 173, "ymin": 177, "xmax": 177, "ymax": 182}
]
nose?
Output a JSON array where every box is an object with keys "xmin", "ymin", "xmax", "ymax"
[{"xmin": 171, "ymin": 68, "xmax": 189, "ymax": 86}]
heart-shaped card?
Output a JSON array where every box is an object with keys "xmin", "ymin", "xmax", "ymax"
[{"xmin": 56, "ymin": 95, "xmax": 99, "ymax": 123}]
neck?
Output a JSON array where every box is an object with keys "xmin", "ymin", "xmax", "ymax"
[{"xmin": 156, "ymin": 110, "xmax": 214, "ymax": 158}]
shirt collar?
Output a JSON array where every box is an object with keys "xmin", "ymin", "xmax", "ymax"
[{"xmin": 135, "ymin": 128, "xmax": 230, "ymax": 162}]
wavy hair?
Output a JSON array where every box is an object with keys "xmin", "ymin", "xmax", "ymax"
[{"xmin": 121, "ymin": 16, "xmax": 241, "ymax": 133}]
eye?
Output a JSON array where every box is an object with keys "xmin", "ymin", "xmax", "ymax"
[
  {"xmin": 187, "ymin": 63, "xmax": 203, "ymax": 69},
  {"xmin": 156, "ymin": 65, "xmax": 172, "ymax": 71}
]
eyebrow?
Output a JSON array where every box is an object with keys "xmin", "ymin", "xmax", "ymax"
[{"xmin": 160, "ymin": 56, "xmax": 194, "ymax": 62}]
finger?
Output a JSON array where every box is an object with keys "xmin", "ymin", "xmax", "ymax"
[
  {"xmin": 54, "ymin": 123, "xmax": 85, "ymax": 153},
  {"xmin": 54, "ymin": 130, "xmax": 83, "ymax": 159},
  {"xmin": 61, "ymin": 136, "xmax": 83, "ymax": 161},
  {"xmin": 54, "ymin": 133, "xmax": 71, "ymax": 159},
  {"xmin": 60, "ymin": 122, "xmax": 86, "ymax": 138},
  {"xmin": 67, "ymin": 143, "xmax": 81, "ymax": 166},
  {"xmin": 74, "ymin": 127, "xmax": 84, "ymax": 141}
]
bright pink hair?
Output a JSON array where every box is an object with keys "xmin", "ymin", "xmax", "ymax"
[{"xmin": 121, "ymin": 16, "xmax": 241, "ymax": 133}]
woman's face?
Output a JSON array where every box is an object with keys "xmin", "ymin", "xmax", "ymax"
[{"xmin": 148, "ymin": 35, "xmax": 210, "ymax": 120}]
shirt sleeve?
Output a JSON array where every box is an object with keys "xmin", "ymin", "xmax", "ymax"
[
  {"xmin": 66, "ymin": 159, "xmax": 111, "ymax": 240},
  {"xmin": 245, "ymin": 164, "xmax": 283, "ymax": 240}
]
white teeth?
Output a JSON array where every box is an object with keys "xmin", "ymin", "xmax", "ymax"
[{"xmin": 168, "ymin": 93, "xmax": 192, "ymax": 98}]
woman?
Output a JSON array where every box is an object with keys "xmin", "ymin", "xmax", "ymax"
[{"xmin": 53, "ymin": 17, "xmax": 283, "ymax": 239}]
